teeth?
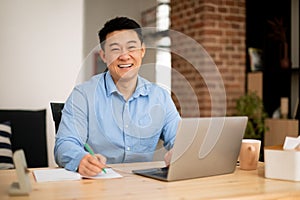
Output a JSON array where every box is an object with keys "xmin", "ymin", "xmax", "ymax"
[{"xmin": 118, "ymin": 64, "xmax": 132, "ymax": 68}]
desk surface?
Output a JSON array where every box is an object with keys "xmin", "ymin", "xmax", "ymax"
[{"xmin": 1, "ymin": 161, "xmax": 300, "ymax": 200}]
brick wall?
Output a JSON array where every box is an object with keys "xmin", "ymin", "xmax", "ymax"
[{"xmin": 170, "ymin": 0, "xmax": 246, "ymax": 117}]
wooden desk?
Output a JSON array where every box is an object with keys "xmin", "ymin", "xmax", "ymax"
[{"xmin": 1, "ymin": 161, "xmax": 300, "ymax": 200}]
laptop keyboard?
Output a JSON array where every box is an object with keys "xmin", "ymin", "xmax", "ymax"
[
  {"xmin": 133, "ymin": 166, "xmax": 169, "ymax": 179},
  {"xmin": 149, "ymin": 166, "xmax": 169, "ymax": 178}
]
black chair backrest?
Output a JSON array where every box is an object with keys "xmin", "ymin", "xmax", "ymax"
[{"xmin": 50, "ymin": 102, "xmax": 64, "ymax": 133}]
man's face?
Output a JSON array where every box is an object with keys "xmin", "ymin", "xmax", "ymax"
[{"xmin": 100, "ymin": 30, "xmax": 145, "ymax": 83}]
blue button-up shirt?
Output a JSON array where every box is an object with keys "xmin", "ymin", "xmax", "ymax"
[{"xmin": 54, "ymin": 72, "xmax": 180, "ymax": 171}]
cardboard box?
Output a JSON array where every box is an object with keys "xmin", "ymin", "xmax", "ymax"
[
  {"xmin": 264, "ymin": 146, "xmax": 300, "ymax": 181},
  {"xmin": 264, "ymin": 119, "xmax": 299, "ymax": 146},
  {"xmin": 247, "ymin": 72, "xmax": 263, "ymax": 99}
]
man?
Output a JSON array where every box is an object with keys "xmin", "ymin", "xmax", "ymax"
[{"xmin": 54, "ymin": 17, "xmax": 180, "ymax": 176}]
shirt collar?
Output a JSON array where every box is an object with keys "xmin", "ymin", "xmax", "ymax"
[
  {"xmin": 104, "ymin": 71, "xmax": 151, "ymax": 98},
  {"xmin": 104, "ymin": 71, "xmax": 118, "ymax": 96}
]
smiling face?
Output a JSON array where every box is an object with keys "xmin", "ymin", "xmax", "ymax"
[{"xmin": 100, "ymin": 30, "xmax": 145, "ymax": 84}]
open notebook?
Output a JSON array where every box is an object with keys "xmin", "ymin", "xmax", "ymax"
[{"xmin": 33, "ymin": 168, "xmax": 122, "ymax": 182}]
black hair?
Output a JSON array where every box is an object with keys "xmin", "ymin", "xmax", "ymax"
[{"xmin": 98, "ymin": 16, "xmax": 143, "ymax": 50}]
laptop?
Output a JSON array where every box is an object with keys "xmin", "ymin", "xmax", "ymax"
[{"xmin": 132, "ymin": 116, "xmax": 248, "ymax": 181}]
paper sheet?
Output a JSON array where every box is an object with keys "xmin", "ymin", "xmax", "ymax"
[
  {"xmin": 283, "ymin": 136, "xmax": 300, "ymax": 150},
  {"xmin": 81, "ymin": 168, "xmax": 123, "ymax": 179},
  {"xmin": 33, "ymin": 168, "xmax": 122, "ymax": 183}
]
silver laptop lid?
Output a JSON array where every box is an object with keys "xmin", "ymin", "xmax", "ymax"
[{"xmin": 168, "ymin": 116, "xmax": 248, "ymax": 181}]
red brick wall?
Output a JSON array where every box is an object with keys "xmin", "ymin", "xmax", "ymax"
[{"xmin": 170, "ymin": 0, "xmax": 246, "ymax": 117}]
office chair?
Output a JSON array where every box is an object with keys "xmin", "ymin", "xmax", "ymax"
[{"xmin": 50, "ymin": 102, "xmax": 64, "ymax": 133}]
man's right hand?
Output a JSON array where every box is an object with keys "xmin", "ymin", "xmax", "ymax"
[
  {"xmin": 164, "ymin": 148, "xmax": 173, "ymax": 166},
  {"xmin": 78, "ymin": 154, "xmax": 107, "ymax": 176}
]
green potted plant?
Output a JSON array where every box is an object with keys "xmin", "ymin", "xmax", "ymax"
[{"xmin": 235, "ymin": 92, "xmax": 268, "ymax": 140}]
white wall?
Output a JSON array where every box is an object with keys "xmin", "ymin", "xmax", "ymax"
[
  {"xmin": 0, "ymin": 0, "xmax": 157, "ymax": 167},
  {"xmin": 0, "ymin": 0, "xmax": 84, "ymax": 167}
]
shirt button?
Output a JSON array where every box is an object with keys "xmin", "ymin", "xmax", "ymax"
[
  {"xmin": 125, "ymin": 124, "xmax": 128, "ymax": 128},
  {"xmin": 127, "ymin": 146, "xmax": 130, "ymax": 151}
]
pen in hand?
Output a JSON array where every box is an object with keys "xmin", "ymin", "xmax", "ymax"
[{"xmin": 84, "ymin": 143, "xmax": 107, "ymax": 174}]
